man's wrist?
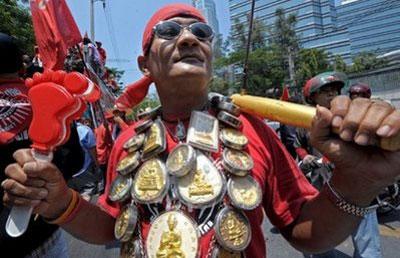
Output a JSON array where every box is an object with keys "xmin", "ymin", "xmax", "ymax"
[
  {"xmin": 330, "ymin": 172, "xmax": 380, "ymax": 207},
  {"xmin": 43, "ymin": 188, "xmax": 73, "ymax": 220}
]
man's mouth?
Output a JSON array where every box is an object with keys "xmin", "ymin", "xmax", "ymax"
[{"xmin": 175, "ymin": 54, "xmax": 204, "ymax": 63}]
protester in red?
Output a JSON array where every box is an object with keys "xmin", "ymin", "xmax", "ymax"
[
  {"xmin": 3, "ymin": 4, "xmax": 400, "ymax": 258},
  {"xmin": 0, "ymin": 32, "xmax": 84, "ymax": 257},
  {"xmin": 95, "ymin": 109, "xmax": 129, "ymax": 192},
  {"xmin": 96, "ymin": 41, "xmax": 107, "ymax": 66}
]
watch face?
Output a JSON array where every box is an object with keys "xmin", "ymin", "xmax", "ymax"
[
  {"xmin": 214, "ymin": 207, "xmax": 251, "ymax": 252},
  {"xmin": 123, "ymin": 133, "xmax": 145, "ymax": 153},
  {"xmin": 227, "ymin": 175, "xmax": 262, "ymax": 210},
  {"xmin": 222, "ymin": 148, "xmax": 254, "ymax": 176},
  {"xmin": 114, "ymin": 204, "xmax": 138, "ymax": 242},
  {"xmin": 166, "ymin": 143, "xmax": 196, "ymax": 177},
  {"xmin": 146, "ymin": 211, "xmax": 199, "ymax": 258},
  {"xmin": 176, "ymin": 151, "xmax": 225, "ymax": 208},
  {"xmin": 116, "ymin": 152, "xmax": 140, "ymax": 175},
  {"xmin": 131, "ymin": 158, "xmax": 168, "ymax": 204},
  {"xmin": 108, "ymin": 175, "xmax": 133, "ymax": 202},
  {"xmin": 220, "ymin": 128, "xmax": 248, "ymax": 150}
]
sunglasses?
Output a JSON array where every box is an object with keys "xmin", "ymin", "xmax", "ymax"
[{"xmin": 153, "ymin": 21, "xmax": 214, "ymax": 42}]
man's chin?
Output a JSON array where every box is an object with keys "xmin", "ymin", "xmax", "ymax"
[{"xmin": 169, "ymin": 64, "xmax": 209, "ymax": 78}]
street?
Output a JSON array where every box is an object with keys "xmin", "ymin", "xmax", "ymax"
[{"xmin": 64, "ymin": 209, "xmax": 400, "ymax": 257}]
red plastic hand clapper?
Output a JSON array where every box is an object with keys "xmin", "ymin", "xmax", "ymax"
[
  {"xmin": 5, "ymin": 70, "xmax": 100, "ymax": 238},
  {"xmin": 26, "ymin": 71, "xmax": 100, "ymax": 153}
]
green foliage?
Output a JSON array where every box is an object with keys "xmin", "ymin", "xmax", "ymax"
[
  {"xmin": 0, "ymin": 0, "xmax": 35, "ymax": 55},
  {"xmin": 268, "ymin": 8, "xmax": 299, "ymax": 52},
  {"xmin": 332, "ymin": 55, "xmax": 347, "ymax": 72},
  {"xmin": 125, "ymin": 96, "xmax": 160, "ymax": 121},
  {"xmin": 348, "ymin": 52, "xmax": 388, "ymax": 74},
  {"xmin": 209, "ymin": 76, "xmax": 234, "ymax": 95},
  {"xmin": 295, "ymin": 48, "xmax": 330, "ymax": 88},
  {"xmin": 212, "ymin": 33, "xmax": 224, "ymax": 59}
]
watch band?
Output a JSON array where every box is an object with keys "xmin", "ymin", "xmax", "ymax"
[{"xmin": 324, "ymin": 180, "xmax": 376, "ymax": 217}]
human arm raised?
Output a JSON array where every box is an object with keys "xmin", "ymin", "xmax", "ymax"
[{"xmin": 281, "ymin": 96, "xmax": 400, "ymax": 253}]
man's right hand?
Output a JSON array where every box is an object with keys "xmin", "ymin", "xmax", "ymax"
[
  {"xmin": 2, "ymin": 149, "xmax": 72, "ymax": 220},
  {"xmin": 302, "ymin": 154, "xmax": 317, "ymax": 165}
]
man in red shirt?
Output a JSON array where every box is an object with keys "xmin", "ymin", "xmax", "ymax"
[{"xmin": 3, "ymin": 4, "xmax": 400, "ymax": 258}]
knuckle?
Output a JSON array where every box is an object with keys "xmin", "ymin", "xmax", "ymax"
[
  {"xmin": 352, "ymin": 97, "xmax": 370, "ymax": 106},
  {"xmin": 359, "ymin": 120, "xmax": 377, "ymax": 132},
  {"xmin": 383, "ymin": 110, "xmax": 400, "ymax": 127},
  {"xmin": 4, "ymin": 164, "xmax": 19, "ymax": 177},
  {"xmin": 342, "ymin": 118, "xmax": 359, "ymax": 131}
]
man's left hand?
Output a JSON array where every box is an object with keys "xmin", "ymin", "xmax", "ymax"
[{"xmin": 310, "ymin": 96, "xmax": 400, "ymax": 204}]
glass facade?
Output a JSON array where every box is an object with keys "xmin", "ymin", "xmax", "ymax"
[
  {"xmin": 229, "ymin": 0, "xmax": 400, "ymax": 63},
  {"xmin": 192, "ymin": 0, "xmax": 220, "ymax": 35}
]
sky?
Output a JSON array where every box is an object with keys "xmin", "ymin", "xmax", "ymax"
[
  {"xmin": 66, "ymin": 0, "xmax": 343, "ymax": 86},
  {"xmin": 66, "ymin": 0, "xmax": 231, "ymax": 87}
]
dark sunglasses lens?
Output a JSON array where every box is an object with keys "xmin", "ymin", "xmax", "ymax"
[
  {"xmin": 156, "ymin": 22, "xmax": 181, "ymax": 39},
  {"xmin": 190, "ymin": 23, "xmax": 213, "ymax": 39}
]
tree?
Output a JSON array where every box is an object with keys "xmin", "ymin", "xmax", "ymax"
[
  {"xmin": 268, "ymin": 8, "xmax": 300, "ymax": 83},
  {"xmin": 331, "ymin": 55, "xmax": 347, "ymax": 72},
  {"xmin": 348, "ymin": 52, "xmax": 388, "ymax": 74},
  {"xmin": 295, "ymin": 48, "xmax": 330, "ymax": 88},
  {"xmin": 125, "ymin": 95, "xmax": 160, "ymax": 121},
  {"xmin": 212, "ymin": 33, "xmax": 224, "ymax": 59},
  {"xmin": 229, "ymin": 16, "xmax": 267, "ymax": 52},
  {"xmin": 0, "ymin": 0, "xmax": 35, "ymax": 55}
]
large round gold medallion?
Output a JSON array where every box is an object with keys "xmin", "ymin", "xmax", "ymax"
[
  {"xmin": 146, "ymin": 211, "xmax": 199, "ymax": 258},
  {"xmin": 177, "ymin": 152, "xmax": 225, "ymax": 208},
  {"xmin": 227, "ymin": 175, "xmax": 262, "ymax": 210}
]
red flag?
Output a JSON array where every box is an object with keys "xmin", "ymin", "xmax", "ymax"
[
  {"xmin": 30, "ymin": 0, "xmax": 81, "ymax": 70},
  {"xmin": 280, "ymin": 86, "xmax": 290, "ymax": 101}
]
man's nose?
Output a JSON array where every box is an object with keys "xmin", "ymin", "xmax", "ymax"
[{"xmin": 176, "ymin": 28, "xmax": 199, "ymax": 48}]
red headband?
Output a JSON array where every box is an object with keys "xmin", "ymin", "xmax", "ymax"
[{"xmin": 115, "ymin": 3, "xmax": 206, "ymax": 111}]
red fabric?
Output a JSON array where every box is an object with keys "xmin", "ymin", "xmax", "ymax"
[
  {"xmin": 115, "ymin": 4, "xmax": 206, "ymax": 110},
  {"xmin": 98, "ymin": 113, "xmax": 318, "ymax": 257},
  {"xmin": 0, "ymin": 78, "xmax": 32, "ymax": 144},
  {"xmin": 30, "ymin": 0, "xmax": 81, "ymax": 70},
  {"xmin": 98, "ymin": 47, "xmax": 107, "ymax": 65},
  {"xmin": 95, "ymin": 124, "xmax": 113, "ymax": 165},
  {"xmin": 296, "ymin": 147, "xmax": 309, "ymax": 160},
  {"xmin": 280, "ymin": 86, "xmax": 290, "ymax": 101},
  {"xmin": 115, "ymin": 76, "xmax": 152, "ymax": 110}
]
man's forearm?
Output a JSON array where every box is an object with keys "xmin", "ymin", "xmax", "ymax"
[
  {"xmin": 61, "ymin": 200, "xmax": 116, "ymax": 244},
  {"xmin": 283, "ymin": 173, "xmax": 380, "ymax": 253}
]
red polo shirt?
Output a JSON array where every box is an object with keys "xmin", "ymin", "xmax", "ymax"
[{"xmin": 98, "ymin": 113, "xmax": 318, "ymax": 257}]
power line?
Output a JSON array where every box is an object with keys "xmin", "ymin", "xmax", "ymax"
[{"xmin": 102, "ymin": 1, "xmax": 121, "ymax": 66}]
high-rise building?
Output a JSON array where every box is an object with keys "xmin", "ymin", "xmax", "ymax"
[
  {"xmin": 192, "ymin": 0, "xmax": 220, "ymax": 35},
  {"xmin": 228, "ymin": 0, "xmax": 400, "ymax": 63}
]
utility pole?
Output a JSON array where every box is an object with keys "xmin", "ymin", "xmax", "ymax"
[
  {"xmin": 90, "ymin": 0, "xmax": 106, "ymax": 41},
  {"xmin": 90, "ymin": 0, "xmax": 95, "ymax": 41}
]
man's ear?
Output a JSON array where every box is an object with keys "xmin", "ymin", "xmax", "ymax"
[{"xmin": 138, "ymin": 56, "xmax": 150, "ymax": 76}]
